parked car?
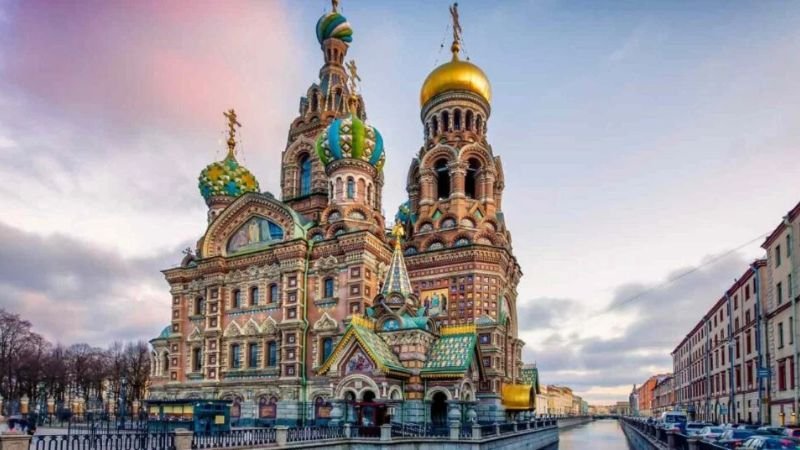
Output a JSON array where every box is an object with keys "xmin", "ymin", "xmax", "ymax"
[
  {"xmin": 785, "ymin": 428, "xmax": 800, "ymax": 438},
  {"xmin": 698, "ymin": 426, "xmax": 726, "ymax": 441},
  {"xmin": 717, "ymin": 430, "xmax": 757, "ymax": 448},
  {"xmin": 741, "ymin": 436, "xmax": 800, "ymax": 449},
  {"xmin": 738, "ymin": 425, "xmax": 761, "ymax": 430},
  {"xmin": 687, "ymin": 422, "xmax": 712, "ymax": 436},
  {"xmin": 758, "ymin": 427, "xmax": 787, "ymax": 436},
  {"xmin": 661, "ymin": 411, "xmax": 688, "ymax": 430}
]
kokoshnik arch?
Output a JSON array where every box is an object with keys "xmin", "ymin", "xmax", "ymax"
[{"xmin": 149, "ymin": 1, "xmax": 538, "ymax": 427}]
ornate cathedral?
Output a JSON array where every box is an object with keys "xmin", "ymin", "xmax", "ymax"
[{"xmin": 149, "ymin": 1, "xmax": 536, "ymax": 427}]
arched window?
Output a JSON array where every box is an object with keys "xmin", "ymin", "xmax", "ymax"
[
  {"xmin": 299, "ymin": 155, "xmax": 312, "ymax": 196},
  {"xmin": 367, "ymin": 184, "xmax": 373, "ymax": 207},
  {"xmin": 162, "ymin": 352, "xmax": 170, "ymax": 375},
  {"xmin": 454, "ymin": 109, "xmax": 462, "ymax": 130},
  {"xmin": 311, "ymin": 91, "xmax": 319, "ymax": 112},
  {"xmin": 267, "ymin": 341, "xmax": 278, "ymax": 367},
  {"xmin": 230, "ymin": 344, "xmax": 241, "ymax": 369},
  {"xmin": 192, "ymin": 348, "xmax": 202, "ymax": 372},
  {"xmin": 357, "ymin": 178, "xmax": 366, "ymax": 201},
  {"xmin": 250, "ymin": 286, "xmax": 259, "ymax": 306},
  {"xmin": 442, "ymin": 111, "xmax": 450, "ymax": 132},
  {"xmin": 324, "ymin": 278, "xmax": 335, "ymax": 298},
  {"xmin": 232, "ymin": 290, "xmax": 242, "ymax": 309},
  {"xmin": 466, "ymin": 110, "xmax": 474, "ymax": 131},
  {"xmin": 335, "ymin": 178, "xmax": 343, "ymax": 200},
  {"xmin": 194, "ymin": 297, "xmax": 204, "ymax": 315},
  {"xmin": 465, "ymin": 158, "xmax": 481, "ymax": 199},
  {"xmin": 434, "ymin": 159, "xmax": 450, "ymax": 200},
  {"xmin": 334, "ymin": 89, "xmax": 343, "ymax": 112},
  {"xmin": 476, "ymin": 115, "xmax": 483, "ymax": 134},
  {"xmin": 346, "ymin": 177, "xmax": 355, "ymax": 199},
  {"xmin": 322, "ymin": 337, "xmax": 333, "ymax": 363},
  {"xmin": 432, "ymin": 116, "xmax": 439, "ymax": 135},
  {"xmin": 269, "ymin": 284, "xmax": 278, "ymax": 303}
]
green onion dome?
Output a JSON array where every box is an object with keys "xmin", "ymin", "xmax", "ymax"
[
  {"xmin": 315, "ymin": 112, "xmax": 385, "ymax": 171},
  {"xmin": 316, "ymin": 11, "xmax": 353, "ymax": 44},
  {"xmin": 198, "ymin": 151, "xmax": 260, "ymax": 204}
]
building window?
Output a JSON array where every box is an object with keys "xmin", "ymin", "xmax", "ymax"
[
  {"xmin": 779, "ymin": 322, "xmax": 785, "ymax": 348},
  {"xmin": 779, "ymin": 360, "xmax": 787, "ymax": 391},
  {"xmin": 299, "ymin": 155, "xmax": 312, "ymax": 196},
  {"xmin": 324, "ymin": 278, "xmax": 334, "ymax": 298},
  {"xmin": 192, "ymin": 348, "xmax": 202, "ymax": 372},
  {"xmin": 434, "ymin": 158, "xmax": 450, "ymax": 200},
  {"xmin": 232, "ymin": 289, "xmax": 242, "ymax": 309},
  {"xmin": 788, "ymin": 234, "xmax": 793, "ymax": 257},
  {"xmin": 194, "ymin": 297, "xmax": 204, "ymax": 315},
  {"xmin": 269, "ymin": 284, "xmax": 278, "ymax": 303},
  {"xmin": 778, "ymin": 282, "xmax": 784, "ymax": 305},
  {"xmin": 322, "ymin": 337, "xmax": 333, "ymax": 363},
  {"xmin": 267, "ymin": 341, "xmax": 277, "ymax": 367},
  {"xmin": 250, "ymin": 286, "xmax": 259, "ymax": 306},
  {"xmin": 776, "ymin": 245, "xmax": 782, "ymax": 267},
  {"xmin": 230, "ymin": 344, "xmax": 241, "ymax": 369},
  {"xmin": 465, "ymin": 158, "xmax": 480, "ymax": 199},
  {"xmin": 347, "ymin": 177, "xmax": 355, "ymax": 199},
  {"xmin": 248, "ymin": 343, "xmax": 259, "ymax": 368}
]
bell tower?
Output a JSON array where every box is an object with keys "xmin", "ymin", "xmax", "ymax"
[{"xmin": 280, "ymin": 0, "xmax": 365, "ymax": 222}]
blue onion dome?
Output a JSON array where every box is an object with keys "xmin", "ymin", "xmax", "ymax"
[
  {"xmin": 315, "ymin": 111, "xmax": 385, "ymax": 171},
  {"xmin": 316, "ymin": 10, "xmax": 353, "ymax": 44},
  {"xmin": 198, "ymin": 150, "xmax": 260, "ymax": 203}
]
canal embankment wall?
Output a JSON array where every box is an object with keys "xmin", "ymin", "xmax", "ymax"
[{"xmin": 556, "ymin": 416, "xmax": 593, "ymax": 430}]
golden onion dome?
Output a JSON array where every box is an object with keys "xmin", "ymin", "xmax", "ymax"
[{"xmin": 420, "ymin": 53, "xmax": 491, "ymax": 107}]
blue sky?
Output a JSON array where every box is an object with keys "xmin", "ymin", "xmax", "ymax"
[{"xmin": 1, "ymin": 0, "xmax": 799, "ymax": 403}]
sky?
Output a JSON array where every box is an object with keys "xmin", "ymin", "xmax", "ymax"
[{"xmin": 1, "ymin": 0, "xmax": 799, "ymax": 404}]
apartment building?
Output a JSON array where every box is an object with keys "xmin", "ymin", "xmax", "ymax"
[{"xmin": 764, "ymin": 202, "xmax": 800, "ymax": 425}]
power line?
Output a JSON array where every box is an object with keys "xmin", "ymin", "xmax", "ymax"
[{"xmin": 602, "ymin": 232, "xmax": 769, "ymax": 313}]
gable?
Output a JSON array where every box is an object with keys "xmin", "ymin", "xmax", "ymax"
[
  {"xmin": 201, "ymin": 193, "xmax": 309, "ymax": 258},
  {"xmin": 421, "ymin": 325, "xmax": 479, "ymax": 378},
  {"xmin": 317, "ymin": 316, "xmax": 409, "ymax": 377}
]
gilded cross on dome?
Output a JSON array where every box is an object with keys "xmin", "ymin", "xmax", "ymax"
[
  {"xmin": 449, "ymin": 2, "xmax": 462, "ymax": 55},
  {"xmin": 223, "ymin": 108, "xmax": 241, "ymax": 155},
  {"xmin": 346, "ymin": 59, "xmax": 361, "ymax": 94},
  {"xmin": 331, "ymin": 0, "xmax": 339, "ymax": 13}
]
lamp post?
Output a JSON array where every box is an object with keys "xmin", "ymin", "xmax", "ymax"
[{"xmin": 118, "ymin": 377, "xmax": 127, "ymax": 430}]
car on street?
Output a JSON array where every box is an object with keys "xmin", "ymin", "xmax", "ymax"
[
  {"xmin": 717, "ymin": 429, "xmax": 757, "ymax": 448},
  {"xmin": 687, "ymin": 422, "xmax": 712, "ymax": 436},
  {"xmin": 698, "ymin": 426, "xmax": 726, "ymax": 441},
  {"xmin": 661, "ymin": 411, "xmax": 688, "ymax": 431},
  {"xmin": 758, "ymin": 427, "xmax": 787, "ymax": 436},
  {"xmin": 785, "ymin": 428, "xmax": 800, "ymax": 438},
  {"xmin": 741, "ymin": 436, "xmax": 800, "ymax": 449}
]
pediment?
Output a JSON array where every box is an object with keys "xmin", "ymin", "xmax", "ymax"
[
  {"xmin": 201, "ymin": 193, "xmax": 306, "ymax": 258},
  {"xmin": 223, "ymin": 321, "xmax": 243, "ymax": 337},
  {"xmin": 313, "ymin": 313, "xmax": 338, "ymax": 332}
]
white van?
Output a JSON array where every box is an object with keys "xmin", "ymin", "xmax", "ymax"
[{"xmin": 660, "ymin": 411, "xmax": 688, "ymax": 430}]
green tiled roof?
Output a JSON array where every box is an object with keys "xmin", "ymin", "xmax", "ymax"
[
  {"xmin": 350, "ymin": 324, "xmax": 408, "ymax": 374},
  {"xmin": 318, "ymin": 316, "xmax": 409, "ymax": 376},
  {"xmin": 521, "ymin": 366, "xmax": 540, "ymax": 393},
  {"xmin": 421, "ymin": 331, "xmax": 477, "ymax": 376}
]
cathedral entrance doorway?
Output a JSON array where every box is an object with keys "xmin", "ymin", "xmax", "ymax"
[{"xmin": 431, "ymin": 392, "xmax": 448, "ymax": 429}]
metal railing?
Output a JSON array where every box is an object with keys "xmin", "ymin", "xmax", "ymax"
[
  {"xmin": 286, "ymin": 426, "xmax": 343, "ymax": 443},
  {"xmin": 31, "ymin": 431, "xmax": 174, "ymax": 450},
  {"xmin": 192, "ymin": 428, "xmax": 275, "ymax": 449}
]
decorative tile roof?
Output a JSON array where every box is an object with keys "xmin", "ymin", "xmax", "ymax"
[
  {"xmin": 317, "ymin": 315, "xmax": 409, "ymax": 376},
  {"xmin": 382, "ymin": 239, "xmax": 413, "ymax": 299},
  {"xmin": 421, "ymin": 325, "xmax": 477, "ymax": 378},
  {"xmin": 520, "ymin": 365, "xmax": 540, "ymax": 394}
]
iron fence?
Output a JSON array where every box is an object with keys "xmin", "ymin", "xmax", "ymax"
[
  {"xmin": 31, "ymin": 431, "xmax": 174, "ymax": 450},
  {"xmin": 191, "ymin": 428, "xmax": 275, "ymax": 449}
]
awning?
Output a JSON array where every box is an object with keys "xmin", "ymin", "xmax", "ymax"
[{"xmin": 501, "ymin": 384, "xmax": 535, "ymax": 411}]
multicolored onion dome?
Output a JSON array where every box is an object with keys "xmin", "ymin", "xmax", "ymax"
[
  {"xmin": 316, "ymin": 11, "xmax": 353, "ymax": 44},
  {"xmin": 198, "ymin": 152, "xmax": 260, "ymax": 203},
  {"xmin": 315, "ymin": 113, "xmax": 385, "ymax": 171}
]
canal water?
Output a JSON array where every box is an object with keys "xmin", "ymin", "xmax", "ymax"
[{"xmin": 557, "ymin": 419, "xmax": 631, "ymax": 449}]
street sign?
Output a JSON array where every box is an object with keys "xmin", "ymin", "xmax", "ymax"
[{"xmin": 758, "ymin": 367, "xmax": 771, "ymax": 378}]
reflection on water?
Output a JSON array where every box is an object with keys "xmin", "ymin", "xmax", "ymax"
[{"xmin": 558, "ymin": 419, "xmax": 630, "ymax": 450}]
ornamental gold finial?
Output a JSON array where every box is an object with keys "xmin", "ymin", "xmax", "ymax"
[
  {"xmin": 332, "ymin": 0, "xmax": 339, "ymax": 13},
  {"xmin": 449, "ymin": 2, "xmax": 462, "ymax": 58},
  {"xmin": 223, "ymin": 108, "xmax": 241, "ymax": 157},
  {"xmin": 391, "ymin": 221, "xmax": 405, "ymax": 248},
  {"xmin": 345, "ymin": 59, "xmax": 361, "ymax": 113}
]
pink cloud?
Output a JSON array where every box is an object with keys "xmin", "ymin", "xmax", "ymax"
[{"xmin": 4, "ymin": 1, "xmax": 300, "ymax": 130}]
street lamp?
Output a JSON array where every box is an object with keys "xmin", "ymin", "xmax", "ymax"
[{"xmin": 118, "ymin": 377, "xmax": 127, "ymax": 430}]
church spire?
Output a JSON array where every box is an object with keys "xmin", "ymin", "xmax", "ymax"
[{"xmin": 381, "ymin": 222, "xmax": 412, "ymax": 297}]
